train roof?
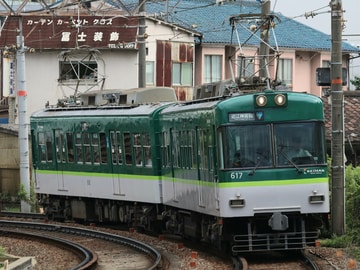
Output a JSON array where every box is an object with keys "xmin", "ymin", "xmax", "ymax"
[
  {"xmin": 31, "ymin": 102, "xmax": 176, "ymax": 119},
  {"xmin": 160, "ymin": 90, "xmax": 323, "ymax": 114},
  {"xmin": 79, "ymin": 86, "xmax": 177, "ymax": 106}
]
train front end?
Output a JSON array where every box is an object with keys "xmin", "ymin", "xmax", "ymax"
[{"xmin": 216, "ymin": 90, "xmax": 329, "ymax": 252}]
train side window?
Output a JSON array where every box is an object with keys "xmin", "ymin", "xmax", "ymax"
[
  {"xmin": 179, "ymin": 130, "xmax": 192, "ymax": 169},
  {"xmin": 75, "ymin": 133, "xmax": 83, "ymax": 164},
  {"xmin": 55, "ymin": 130, "xmax": 66, "ymax": 163},
  {"xmin": 171, "ymin": 130, "xmax": 180, "ymax": 169},
  {"xmin": 134, "ymin": 133, "xmax": 142, "ymax": 166},
  {"xmin": 117, "ymin": 132, "xmax": 123, "ymax": 164},
  {"xmin": 83, "ymin": 132, "xmax": 91, "ymax": 163},
  {"xmin": 110, "ymin": 131, "xmax": 122, "ymax": 165},
  {"xmin": 190, "ymin": 130, "xmax": 196, "ymax": 169},
  {"xmin": 160, "ymin": 131, "xmax": 170, "ymax": 168},
  {"xmin": 66, "ymin": 132, "xmax": 74, "ymax": 162},
  {"xmin": 99, "ymin": 132, "xmax": 108, "ymax": 164},
  {"xmin": 45, "ymin": 131, "xmax": 53, "ymax": 162},
  {"xmin": 179, "ymin": 131, "xmax": 186, "ymax": 168},
  {"xmin": 92, "ymin": 133, "xmax": 100, "ymax": 164},
  {"xmin": 143, "ymin": 133, "xmax": 152, "ymax": 166},
  {"xmin": 38, "ymin": 132, "xmax": 46, "ymax": 162},
  {"xmin": 197, "ymin": 129, "xmax": 210, "ymax": 181},
  {"xmin": 124, "ymin": 132, "xmax": 133, "ymax": 165}
]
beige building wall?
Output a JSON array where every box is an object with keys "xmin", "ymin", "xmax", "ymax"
[{"xmin": 0, "ymin": 128, "xmax": 20, "ymax": 196}]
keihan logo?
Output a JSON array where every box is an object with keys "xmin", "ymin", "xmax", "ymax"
[
  {"xmin": 304, "ymin": 168, "xmax": 325, "ymax": 175},
  {"xmin": 256, "ymin": 111, "xmax": 264, "ymax": 120}
]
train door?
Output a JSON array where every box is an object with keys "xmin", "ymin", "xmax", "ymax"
[
  {"xmin": 197, "ymin": 128, "xmax": 207, "ymax": 207},
  {"xmin": 170, "ymin": 129, "xmax": 178, "ymax": 201},
  {"xmin": 197, "ymin": 126, "xmax": 217, "ymax": 209},
  {"xmin": 110, "ymin": 130, "xmax": 124, "ymax": 195},
  {"xmin": 34, "ymin": 130, "xmax": 53, "ymax": 189},
  {"xmin": 54, "ymin": 129, "xmax": 67, "ymax": 191}
]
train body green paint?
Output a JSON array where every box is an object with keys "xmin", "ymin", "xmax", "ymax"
[{"xmin": 31, "ymin": 90, "xmax": 329, "ymax": 252}]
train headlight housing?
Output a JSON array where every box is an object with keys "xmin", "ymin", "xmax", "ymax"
[
  {"xmin": 255, "ymin": 93, "xmax": 287, "ymax": 108},
  {"xmin": 229, "ymin": 198, "xmax": 245, "ymax": 208},
  {"xmin": 309, "ymin": 194, "xmax": 325, "ymax": 204},
  {"xmin": 274, "ymin": 94, "xmax": 286, "ymax": 106},
  {"xmin": 256, "ymin": 95, "xmax": 267, "ymax": 107}
]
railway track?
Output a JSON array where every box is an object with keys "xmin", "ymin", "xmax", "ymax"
[
  {"xmin": 0, "ymin": 220, "xmax": 162, "ymax": 269},
  {"xmin": 0, "ymin": 212, "xmax": 344, "ymax": 269},
  {"xmin": 239, "ymin": 250, "xmax": 326, "ymax": 270},
  {"xmin": 0, "ymin": 229, "xmax": 97, "ymax": 269}
]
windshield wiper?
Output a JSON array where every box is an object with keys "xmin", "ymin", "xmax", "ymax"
[
  {"xmin": 278, "ymin": 148, "xmax": 303, "ymax": 174},
  {"xmin": 248, "ymin": 152, "xmax": 270, "ymax": 176}
]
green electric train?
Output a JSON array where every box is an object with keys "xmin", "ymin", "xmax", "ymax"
[{"xmin": 30, "ymin": 89, "xmax": 329, "ymax": 252}]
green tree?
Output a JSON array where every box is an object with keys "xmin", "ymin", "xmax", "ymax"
[{"xmin": 350, "ymin": 75, "xmax": 360, "ymax": 90}]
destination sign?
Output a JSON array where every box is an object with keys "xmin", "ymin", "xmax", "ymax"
[{"xmin": 228, "ymin": 111, "xmax": 264, "ymax": 122}]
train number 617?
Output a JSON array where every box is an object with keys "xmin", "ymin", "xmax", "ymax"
[{"xmin": 230, "ymin": 172, "xmax": 243, "ymax": 179}]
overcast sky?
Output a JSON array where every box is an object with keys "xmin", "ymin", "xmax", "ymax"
[{"xmin": 272, "ymin": 0, "xmax": 359, "ymax": 47}]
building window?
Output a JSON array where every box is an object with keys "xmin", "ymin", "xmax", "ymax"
[
  {"xmin": 146, "ymin": 61, "xmax": 154, "ymax": 85},
  {"xmin": 322, "ymin": 60, "xmax": 331, "ymax": 68},
  {"xmin": 172, "ymin": 62, "xmax": 193, "ymax": 86},
  {"xmin": 59, "ymin": 61, "xmax": 97, "ymax": 82},
  {"xmin": 204, "ymin": 55, "xmax": 222, "ymax": 83},
  {"xmin": 277, "ymin": 59, "xmax": 293, "ymax": 87}
]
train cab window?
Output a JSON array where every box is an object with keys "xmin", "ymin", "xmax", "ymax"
[
  {"xmin": 221, "ymin": 125, "xmax": 272, "ymax": 169},
  {"xmin": 99, "ymin": 132, "xmax": 108, "ymax": 164},
  {"xmin": 275, "ymin": 122, "xmax": 326, "ymax": 166}
]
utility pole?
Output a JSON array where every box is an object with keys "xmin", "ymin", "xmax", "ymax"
[
  {"xmin": 259, "ymin": 0, "xmax": 270, "ymax": 88},
  {"xmin": 330, "ymin": 0, "xmax": 345, "ymax": 235},
  {"xmin": 138, "ymin": 0, "xmax": 146, "ymax": 88},
  {"xmin": 16, "ymin": 18, "xmax": 31, "ymax": 212}
]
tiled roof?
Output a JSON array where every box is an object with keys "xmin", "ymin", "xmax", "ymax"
[
  {"xmin": 3, "ymin": 1, "xmax": 358, "ymax": 52},
  {"xmin": 323, "ymin": 92, "xmax": 360, "ymax": 143},
  {"xmin": 145, "ymin": 0, "xmax": 359, "ymax": 53}
]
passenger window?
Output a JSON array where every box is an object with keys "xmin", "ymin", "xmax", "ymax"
[{"xmin": 124, "ymin": 132, "xmax": 132, "ymax": 165}]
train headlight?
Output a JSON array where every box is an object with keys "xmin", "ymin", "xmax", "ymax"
[
  {"xmin": 309, "ymin": 194, "xmax": 325, "ymax": 204},
  {"xmin": 256, "ymin": 95, "xmax": 267, "ymax": 107},
  {"xmin": 274, "ymin": 94, "xmax": 286, "ymax": 106},
  {"xmin": 229, "ymin": 198, "xmax": 245, "ymax": 208}
]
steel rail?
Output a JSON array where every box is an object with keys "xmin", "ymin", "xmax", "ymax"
[
  {"xmin": 0, "ymin": 229, "xmax": 97, "ymax": 270},
  {"xmin": 0, "ymin": 220, "xmax": 162, "ymax": 270}
]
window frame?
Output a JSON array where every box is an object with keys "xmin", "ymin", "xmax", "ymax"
[
  {"xmin": 204, "ymin": 55, "xmax": 222, "ymax": 83},
  {"xmin": 59, "ymin": 60, "xmax": 98, "ymax": 83},
  {"xmin": 277, "ymin": 58, "xmax": 293, "ymax": 88},
  {"xmin": 172, "ymin": 62, "xmax": 193, "ymax": 86}
]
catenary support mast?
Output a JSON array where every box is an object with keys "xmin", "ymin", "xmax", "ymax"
[
  {"xmin": 330, "ymin": 0, "xmax": 345, "ymax": 235},
  {"xmin": 17, "ymin": 18, "xmax": 31, "ymax": 212},
  {"xmin": 259, "ymin": 0, "xmax": 270, "ymax": 88},
  {"xmin": 138, "ymin": 0, "xmax": 146, "ymax": 88}
]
